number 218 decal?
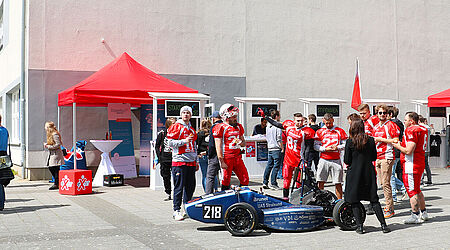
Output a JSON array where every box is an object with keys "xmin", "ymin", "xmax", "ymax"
[{"xmin": 203, "ymin": 205, "xmax": 222, "ymax": 219}]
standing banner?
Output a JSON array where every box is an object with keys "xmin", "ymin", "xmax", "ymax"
[
  {"xmin": 139, "ymin": 104, "xmax": 166, "ymax": 175},
  {"xmin": 108, "ymin": 103, "xmax": 137, "ymax": 178}
]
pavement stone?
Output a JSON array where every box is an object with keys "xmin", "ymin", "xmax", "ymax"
[{"xmin": 0, "ymin": 168, "xmax": 449, "ymax": 249}]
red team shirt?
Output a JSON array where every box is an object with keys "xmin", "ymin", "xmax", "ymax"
[
  {"xmin": 315, "ymin": 127, "xmax": 348, "ymax": 160},
  {"xmin": 373, "ymin": 120, "xmax": 400, "ymax": 159},
  {"xmin": 212, "ymin": 123, "xmax": 245, "ymax": 159},
  {"xmin": 167, "ymin": 123, "xmax": 197, "ymax": 155},
  {"xmin": 283, "ymin": 126, "xmax": 314, "ymax": 167},
  {"xmin": 364, "ymin": 115, "xmax": 380, "ymax": 136},
  {"xmin": 400, "ymin": 125, "xmax": 427, "ymax": 174}
]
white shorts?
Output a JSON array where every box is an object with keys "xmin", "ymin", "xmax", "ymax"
[{"xmin": 316, "ymin": 158, "xmax": 343, "ymax": 184}]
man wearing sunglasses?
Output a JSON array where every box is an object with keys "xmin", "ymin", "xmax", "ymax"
[
  {"xmin": 358, "ymin": 104, "xmax": 379, "ymax": 136},
  {"xmin": 373, "ymin": 104, "xmax": 400, "ymax": 219}
]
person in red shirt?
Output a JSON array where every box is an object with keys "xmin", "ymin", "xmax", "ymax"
[
  {"xmin": 358, "ymin": 104, "xmax": 379, "ymax": 136},
  {"xmin": 392, "ymin": 112, "xmax": 429, "ymax": 224},
  {"xmin": 213, "ymin": 104, "xmax": 249, "ymax": 190},
  {"xmin": 314, "ymin": 113, "xmax": 347, "ymax": 199},
  {"xmin": 167, "ymin": 106, "xmax": 198, "ymax": 221},
  {"xmin": 373, "ymin": 104, "xmax": 400, "ymax": 219},
  {"xmin": 281, "ymin": 113, "xmax": 315, "ymax": 199}
]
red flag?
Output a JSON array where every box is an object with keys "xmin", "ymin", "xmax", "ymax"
[{"xmin": 351, "ymin": 59, "xmax": 362, "ymax": 110}]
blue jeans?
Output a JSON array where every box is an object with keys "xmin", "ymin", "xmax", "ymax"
[
  {"xmin": 172, "ymin": 165, "xmax": 196, "ymax": 211},
  {"xmin": 277, "ymin": 151, "xmax": 284, "ymax": 179},
  {"xmin": 391, "ymin": 158, "xmax": 406, "ymax": 199},
  {"xmin": 0, "ymin": 184, "xmax": 5, "ymax": 210},
  {"xmin": 198, "ymin": 155, "xmax": 215, "ymax": 192},
  {"xmin": 263, "ymin": 150, "xmax": 281, "ymax": 186}
]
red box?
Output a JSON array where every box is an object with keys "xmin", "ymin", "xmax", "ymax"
[{"xmin": 59, "ymin": 169, "xmax": 92, "ymax": 195}]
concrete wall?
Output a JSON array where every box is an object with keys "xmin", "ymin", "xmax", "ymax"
[
  {"xmin": 28, "ymin": 0, "xmax": 246, "ymax": 76},
  {"xmin": 244, "ymin": 0, "xmax": 450, "ymax": 132}
]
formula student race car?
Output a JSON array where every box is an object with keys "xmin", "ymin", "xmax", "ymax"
[{"xmin": 185, "ymin": 163, "xmax": 366, "ymax": 236}]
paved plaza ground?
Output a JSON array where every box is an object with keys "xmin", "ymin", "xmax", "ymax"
[{"xmin": 0, "ymin": 167, "xmax": 449, "ymax": 249}]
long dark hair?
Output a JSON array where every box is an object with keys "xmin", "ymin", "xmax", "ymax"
[{"xmin": 349, "ymin": 119, "xmax": 368, "ymax": 151}]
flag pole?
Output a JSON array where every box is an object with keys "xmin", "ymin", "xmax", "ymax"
[{"xmin": 356, "ymin": 57, "xmax": 362, "ymax": 100}]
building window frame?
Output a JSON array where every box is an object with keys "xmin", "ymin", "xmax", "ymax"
[
  {"xmin": 0, "ymin": 0, "xmax": 9, "ymax": 53},
  {"xmin": 10, "ymin": 90, "xmax": 20, "ymax": 144}
]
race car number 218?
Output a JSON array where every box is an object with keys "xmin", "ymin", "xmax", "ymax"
[{"xmin": 203, "ymin": 205, "xmax": 222, "ymax": 219}]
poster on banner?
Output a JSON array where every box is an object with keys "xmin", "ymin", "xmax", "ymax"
[
  {"xmin": 256, "ymin": 141, "xmax": 268, "ymax": 161},
  {"xmin": 108, "ymin": 103, "xmax": 137, "ymax": 178},
  {"xmin": 246, "ymin": 141, "xmax": 256, "ymax": 157},
  {"xmin": 139, "ymin": 104, "xmax": 166, "ymax": 175},
  {"xmin": 140, "ymin": 104, "xmax": 166, "ymax": 150}
]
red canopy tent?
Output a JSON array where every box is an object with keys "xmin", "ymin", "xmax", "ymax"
[
  {"xmin": 58, "ymin": 52, "xmax": 198, "ymax": 106},
  {"xmin": 428, "ymin": 88, "xmax": 450, "ymax": 107},
  {"xmin": 57, "ymin": 52, "xmax": 208, "ymax": 169}
]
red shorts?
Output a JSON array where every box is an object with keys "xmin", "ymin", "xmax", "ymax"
[
  {"xmin": 222, "ymin": 157, "xmax": 249, "ymax": 186},
  {"xmin": 403, "ymin": 170, "xmax": 424, "ymax": 197}
]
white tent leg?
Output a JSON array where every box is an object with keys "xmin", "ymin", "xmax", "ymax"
[
  {"xmin": 57, "ymin": 106, "xmax": 60, "ymax": 130},
  {"xmin": 73, "ymin": 102, "xmax": 77, "ymax": 170},
  {"xmin": 150, "ymin": 97, "xmax": 158, "ymax": 190}
]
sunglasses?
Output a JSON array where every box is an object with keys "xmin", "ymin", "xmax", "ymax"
[{"xmin": 378, "ymin": 111, "xmax": 387, "ymax": 115}]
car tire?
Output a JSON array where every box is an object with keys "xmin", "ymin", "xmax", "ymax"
[
  {"xmin": 224, "ymin": 202, "xmax": 258, "ymax": 236},
  {"xmin": 302, "ymin": 190, "xmax": 338, "ymax": 217},
  {"xmin": 332, "ymin": 200, "xmax": 366, "ymax": 230}
]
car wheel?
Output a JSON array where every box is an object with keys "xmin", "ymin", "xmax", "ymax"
[
  {"xmin": 303, "ymin": 190, "xmax": 338, "ymax": 217},
  {"xmin": 224, "ymin": 202, "xmax": 258, "ymax": 236},
  {"xmin": 332, "ymin": 200, "xmax": 366, "ymax": 230}
]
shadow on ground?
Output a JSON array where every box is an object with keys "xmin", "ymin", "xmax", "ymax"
[
  {"xmin": 197, "ymin": 225, "xmax": 226, "ymax": 232},
  {"xmin": 7, "ymin": 183, "xmax": 50, "ymax": 188},
  {"xmin": 125, "ymin": 177, "xmax": 150, "ymax": 188},
  {"xmin": 5, "ymin": 198, "xmax": 34, "ymax": 203},
  {"xmin": 1, "ymin": 204, "xmax": 70, "ymax": 214}
]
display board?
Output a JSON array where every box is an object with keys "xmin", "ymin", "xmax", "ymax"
[
  {"xmin": 165, "ymin": 100, "xmax": 200, "ymax": 118},
  {"xmin": 430, "ymin": 107, "xmax": 446, "ymax": 117},
  {"xmin": 251, "ymin": 104, "xmax": 278, "ymax": 117},
  {"xmin": 317, "ymin": 105, "xmax": 340, "ymax": 117}
]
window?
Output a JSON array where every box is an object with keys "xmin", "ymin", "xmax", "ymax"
[
  {"xmin": 0, "ymin": 0, "xmax": 7, "ymax": 52},
  {"xmin": 11, "ymin": 90, "xmax": 19, "ymax": 143}
]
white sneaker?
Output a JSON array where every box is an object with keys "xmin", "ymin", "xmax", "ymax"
[
  {"xmin": 173, "ymin": 210, "xmax": 184, "ymax": 221},
  {"xmin": 421, "ymin": 210, "xmax": 430, "ymax": 221},
  {"xmin": 269, "ymin": 184, "xmax": 281, "ymax": 190},
  {"xmin": 181, "ymin": 204, "xmax": 189, "ymax": 219},
  {"xmin": 404, "ymin": 212, "xmax": 423, "ymax": 224}
]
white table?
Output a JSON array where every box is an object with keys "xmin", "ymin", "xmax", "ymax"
[{"xmin": 90, "ymin": 140, "xmax": 123, "ymax": 187}]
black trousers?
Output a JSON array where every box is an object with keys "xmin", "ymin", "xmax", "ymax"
[
  {"xmin": 48, "ymin": 166, "xmax": 60, "ymax": 186},
  {"xmin": 352, "ymin": 201, "xmax": 386, "ymax": 226},
  {"xmin": 160, "ymin": 161, "xmax": 172, "ymax": 195},
  {"xmin": 306, "ymin": 152, "xmax": 320, "ymax": 171}
]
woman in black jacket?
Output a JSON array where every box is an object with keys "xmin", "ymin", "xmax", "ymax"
[
  {"xmin": 155, "ymin": 118, "xmax": 176, "ymax": 201},
  {"xmin": 197, "ymin": 119, "xmax": 212, "ymax": 192},
  {"xmin": 344, "ymin": 119, "xmax": 390, "ymax": 234}
]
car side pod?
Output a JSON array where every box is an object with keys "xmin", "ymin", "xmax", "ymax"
[{"xmin": 262, "ymin": 205, "xmax": 324, "ymax": 231}]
